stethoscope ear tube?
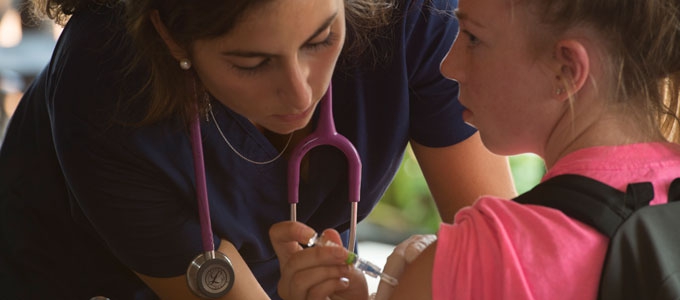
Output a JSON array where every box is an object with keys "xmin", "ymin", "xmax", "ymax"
[
  {"xmin": 187, "ymin": 108, "xmax": 235, "ymax": 298},
  {"xmin": 190, "ymin": 105, "xmax": 215, "ymax": 253},
  {"xmin": 287, "ymin": 84, "xmax": 362, "ymax": 252}
]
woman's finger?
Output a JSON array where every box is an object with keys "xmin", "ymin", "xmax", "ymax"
[
  {"xmin": 319, "ymin": 228, "xmax": 343, "ymax": 246},
  {"xmin": 270, "ymin": 221, "xmax": 317, "ymax": 264},
  {"xmin": 305, "ymin": 277, "xmax": 350, "ymax": 300},
  {"xmin": 280, "ymin": 263, "xmax": 351, "ymax": 300},
  {"xmin": 280, "ymin": 244, "xmax": 350, "ymax": 281}
]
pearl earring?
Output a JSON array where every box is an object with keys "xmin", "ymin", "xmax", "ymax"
[
  {"xmin": 555, "ymin": 87, "xmax": 565, "ymax": 95},
  {"xmin": 179, "ymin": 59, "xmax": 192, "ymax": 70}
]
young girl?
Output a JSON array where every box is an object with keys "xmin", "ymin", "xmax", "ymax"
[
  {"xmin": 270, "ymin": 0, "xmax": 680, "ymax": 298},
  {"xmin": 0, "ymin": 0, "xmax": 516, "ymax": 299}
]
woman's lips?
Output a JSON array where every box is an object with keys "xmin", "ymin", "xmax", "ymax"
[{"xmin": 274, "ymin": 106, "xmax": 313, "ymax": 123}]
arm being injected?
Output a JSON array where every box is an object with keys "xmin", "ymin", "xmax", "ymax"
[{"xmin": 307, "ymin": 233, "xmax": 399, "ymax": 286}]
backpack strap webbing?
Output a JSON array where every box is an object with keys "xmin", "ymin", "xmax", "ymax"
[
  {"xmin": 514, "ymin": 174, "xmax": 654, "ymax": 238},
  {"xmin": 514, "ymin": 174, "xmax": 680, "ymax": 300}
]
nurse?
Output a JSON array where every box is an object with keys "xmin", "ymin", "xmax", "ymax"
[{"xmin": 0, "ymin": 0, "xmax": 515, "ymax": 299}]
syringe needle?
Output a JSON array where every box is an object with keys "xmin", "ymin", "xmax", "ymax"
[{"xmin": 306, "ymin": 233, "xmax": 399, "ymax": 286}]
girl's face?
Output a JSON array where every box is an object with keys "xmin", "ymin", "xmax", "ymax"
[
  {"xmin": 192, "ymin": 0, "xmax": 345, "ymax": 134},
  {"xmin": 440, "ymin": 0, "xmax": 562, "ymax": 156}
]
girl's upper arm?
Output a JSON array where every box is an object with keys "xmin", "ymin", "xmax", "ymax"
[{"xmin": 388, "ymin": 241, "xmax": 437, "ymax": 300}]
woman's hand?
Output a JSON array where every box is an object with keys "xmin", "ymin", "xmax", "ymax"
[{"xmin": 269, "ymin": 221, "xmax": 369, "ymax": 300}]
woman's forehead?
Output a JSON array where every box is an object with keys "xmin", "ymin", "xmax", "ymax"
[{"xmin": 207, "ymin": 0, "xmax": 342, "ymax": 49}]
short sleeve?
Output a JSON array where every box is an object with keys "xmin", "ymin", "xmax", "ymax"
[
  {"xmin": 403, "ymin": 0, "xmax": 476, "ymax": 146},
  {"xmin": 47, "ymin": 10, "xmax": 211, "ymax": 277}
]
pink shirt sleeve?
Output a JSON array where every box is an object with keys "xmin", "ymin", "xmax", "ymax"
[{"xmin": 432, "ymin": 197, "xmax": 608, "ymax": 300}]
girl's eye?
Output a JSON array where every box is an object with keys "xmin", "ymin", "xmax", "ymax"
[
  {"xmin": 462, "ymin": 30, "xmax": 480, "ymax": 47},
  {"xmin": 303, "ymin": 31, "xmax": 338, "ymax": 51}
]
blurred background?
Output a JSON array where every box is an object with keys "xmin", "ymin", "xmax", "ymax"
[
  {"xmin": 358, "ymin": 148, "xmax": 545, "ymax": 245},
  {"xmin": 1, "ymin": 0, "xmax": 61, "ymax": 143}
]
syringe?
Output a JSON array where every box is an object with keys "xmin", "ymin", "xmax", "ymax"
[{"xmin": 307, "ymin": 233, "xmax": 399, "ymax": 286}]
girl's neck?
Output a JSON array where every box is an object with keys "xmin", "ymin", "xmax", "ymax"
[{"xmin": 543, "ymin": 100, "xmax": 665, "ymax": 169}]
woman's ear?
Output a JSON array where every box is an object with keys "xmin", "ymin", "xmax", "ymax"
[
  {"xmin": 553, "ymin": 39, "xmax": 590, "ymax": 99},
  {"xmin": 149, "ymin": 10, "xmax": 188, "ymax": 61}
]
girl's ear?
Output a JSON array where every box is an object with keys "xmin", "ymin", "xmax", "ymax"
[
  {"xmin": 553, "ymin": 39, "xmax": 590, "ymax": 100},
  {"xmin": 149, "ymin": 10, "xmax": 188, "ymax": 61}
]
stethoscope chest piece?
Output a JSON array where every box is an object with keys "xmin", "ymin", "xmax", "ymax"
[{"xmin": 187, "ymin": 250, "xmax": 235, "ymax": 298}]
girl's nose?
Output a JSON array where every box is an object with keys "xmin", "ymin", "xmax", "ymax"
[{"xmin": 440, "ymin": 39, "xmax": 464, "ymax": 82}]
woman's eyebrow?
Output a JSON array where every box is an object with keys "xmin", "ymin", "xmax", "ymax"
[
  {"xmin": 303, "ymin": 11, "xmax": 338, "ymax": 45},
  {"xmin": 222, "ymin": 11, "xmax": 339, "ymax": 58}
]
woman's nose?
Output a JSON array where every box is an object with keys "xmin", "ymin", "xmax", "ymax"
[{"xmin": 278, "ymin": 60, "xmax": 312, "ymax": 111}]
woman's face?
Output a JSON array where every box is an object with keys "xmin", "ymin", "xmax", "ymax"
[
  {"xmin": 191, "ymin": 0, "xmax": 346, "ymax": 134},
  {"xmin": 439, "ymin": 0, "xmax": 560, "ymax": 156}
]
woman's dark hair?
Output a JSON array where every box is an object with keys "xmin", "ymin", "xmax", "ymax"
[{"xmin": 30, "ymin": 0, "xmax": 397, "ymax": 124}]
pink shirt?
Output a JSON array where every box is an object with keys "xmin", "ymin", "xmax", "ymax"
[{"xmin": 432, "ymin": 143, "xmax": 680, "ymax": 299}]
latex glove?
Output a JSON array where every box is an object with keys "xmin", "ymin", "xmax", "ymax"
[{"xmin": 373, "ymin": 234, "xmax": 437, "ymax": 300}]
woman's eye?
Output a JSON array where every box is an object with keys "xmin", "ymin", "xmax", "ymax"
[
  {"xmin": 232, "ymin": 58, "xmax": 271, "ymax": 75},
  {"xmin": 304, "ymin": 31, "xmax": 338, "ymax": 51}
]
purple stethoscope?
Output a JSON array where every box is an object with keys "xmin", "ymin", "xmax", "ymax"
[{"xmin": 186, "ymin": 85, "xmax": 362, "ymax": 298}]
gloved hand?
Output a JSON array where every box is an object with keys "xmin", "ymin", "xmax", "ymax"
[{"xmin": 373, "ymin": 234, "xmax": 437, "ymax": 300}]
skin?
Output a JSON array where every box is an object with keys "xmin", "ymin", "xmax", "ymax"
[
  {"xmin": 271, "ymin": 0, "xmax": 667, "ymax": 298},
  {"xmin": 156, "ymin": 0, "xmax": 346, "ymax": 136},
  {"xmin": 440, "ymin": 0, "xmax": 561, "ymax": 158},
  {"xmin": 270, "ymin": 223, "xmax": 368, "ymax": 300},
  {"xmin": 440, "ymin": 0, "xmax": 663, "ymax": 168}
]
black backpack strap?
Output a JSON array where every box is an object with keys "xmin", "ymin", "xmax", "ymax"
[
  {"xmin": 668, "ymin": 178, "xmax": 680, "ymax": 203},
  {"xmin": 514, "ymin": 174, "xmax": 654, "ymax": 238}
]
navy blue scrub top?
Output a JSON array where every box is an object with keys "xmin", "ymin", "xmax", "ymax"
[{"xmin": 0, "ymin": 0, "xmax": 473, "ymax": 298}]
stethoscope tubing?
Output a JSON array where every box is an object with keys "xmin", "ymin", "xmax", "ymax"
[
  {"xmin": 190, "ymin": 112, "xmax": 216, "ymax": 253},
  {"xmin": 287, "ymin": 84, "xmax": 362, "ymax": 253},
  {"xmin": 189, "ymin": 83, "xmax": 362, "ymax": 257}
]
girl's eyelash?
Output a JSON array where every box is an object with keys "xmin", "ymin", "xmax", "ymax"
[{"xmin": 462, "ymin": 30, "xmax": 480, "ymax": 47}]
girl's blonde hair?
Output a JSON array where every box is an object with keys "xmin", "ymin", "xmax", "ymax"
[{"xmin": 525, "ymin": 0, "xmax": 680, "ymax": 142}]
